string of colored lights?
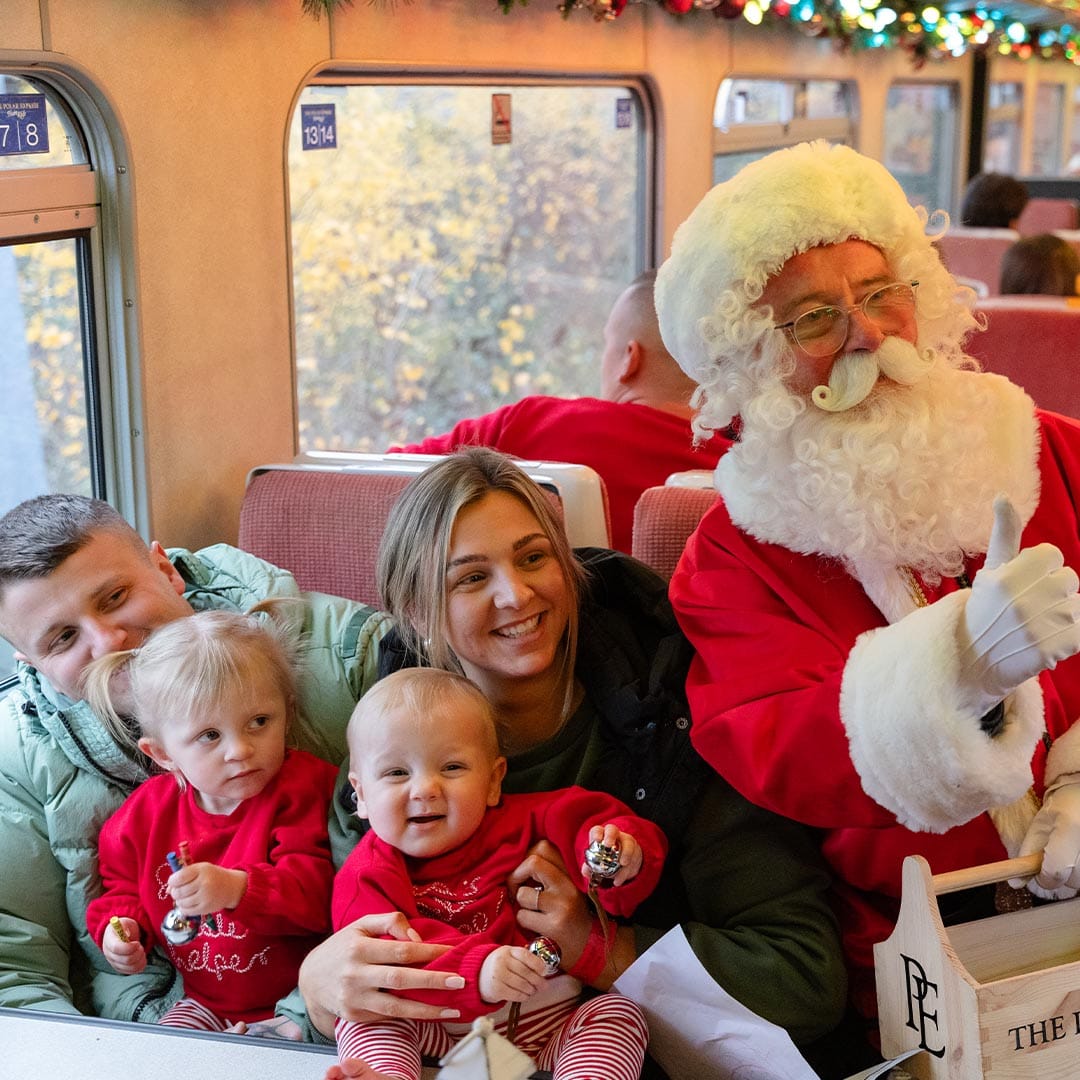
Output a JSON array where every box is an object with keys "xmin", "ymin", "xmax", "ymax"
[{"xmin": 495, "ymin": 0, "xmax": 1080, "ymax": 64}]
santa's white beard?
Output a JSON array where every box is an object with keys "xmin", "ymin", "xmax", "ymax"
[{"xmin": 717, "ymin": 341, "xmax": 1039, "ymax": 583}]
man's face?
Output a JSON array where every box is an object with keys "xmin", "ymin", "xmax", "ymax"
[
  {"xmin": 0, "ymin": 530, "xmax": 192, "ymax": 700},
  {"xmin": 759, "ymin": 239, "xmax": 919, "ymax": 398}
]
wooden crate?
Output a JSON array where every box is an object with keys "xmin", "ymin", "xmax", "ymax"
[{"xmin": 875, "ymin": 854, "xmax": 1080, "ymax": 1079}]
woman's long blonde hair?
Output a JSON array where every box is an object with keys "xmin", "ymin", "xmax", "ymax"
[{"xmin": 376, "ymin": 448, "xmax": 586, "ymax": 719}]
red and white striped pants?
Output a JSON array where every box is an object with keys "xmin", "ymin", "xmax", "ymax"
[
  {"xmin": 159, "ymin": 997, "xmax": 236, "ymax": 1031},
  {"xmin": 336, "ymin": 993, "xmax": 648, "ymax": 1080}
]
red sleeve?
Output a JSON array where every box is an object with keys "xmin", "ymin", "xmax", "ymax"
[
  {"xmin": 670, "ymin": 502, "xmax": 898, "ymax": 830},
  {"xmin": 388, "ymin": 406, "xmax": 514, "ymax": 455},
  {"xmin": 233, "ymin": 752, "xmax": 338, "ymax": 936},
  {"xmin": 86, "ymin": 800, "xmax": 155, "ymax": 948},
  {"xmin": 332, "ymin": 836, "xmax": 500, "ymax": 1021},
  {"xmin": 536, "ymin": 787, "xmax": 667, "ymax": 917}
]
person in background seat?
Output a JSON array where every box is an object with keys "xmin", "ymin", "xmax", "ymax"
[
  {"xmin": 1000, "ymin": 233, "xmax": 1080, "ymax": 297},
  {"xmin": 388, "ymin": 271, "xmax": 727, "ymax": 553},
  {"xmin": 960, "ymin": 171, "xmax": 1029, "ymax": 229}
]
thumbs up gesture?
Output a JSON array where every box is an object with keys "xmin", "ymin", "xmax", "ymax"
[{"xmin": 958, "ymin": 496, "xmax": 1080, "ymax": 719}]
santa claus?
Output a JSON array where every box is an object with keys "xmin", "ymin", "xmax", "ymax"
[{"xmin": 655, "ymin": 141, "xmax": 1080, "ymax": 1020}]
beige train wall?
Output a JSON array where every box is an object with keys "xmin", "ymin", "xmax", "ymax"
[{"xmin": 2, "ymin": 0, "xmax": 969, "ymax": 549}]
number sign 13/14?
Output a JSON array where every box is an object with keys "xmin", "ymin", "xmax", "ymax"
[{"xmin": 301, "ymin": 103, "xmax": 337, "ymax": 151}]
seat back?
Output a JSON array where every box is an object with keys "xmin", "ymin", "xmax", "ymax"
[
  {"xmin": 238, "ymin": 468, "xmax": 413, "ymax": 604},
  {"xmin": 293, "ymin": 451, "xmax": 610, "ymax": 551},
  {"xmin": 239, "ymin": 454, "xmax": 611, "ymax": 606},
  {"xmin": 967, "ymin": 297, "xmax": 1080, "ymax": 418},
  {"xmin": 1018, "ymin": 197, "xmax": 1080, "ymax": 235},
  {"xmin": 632, "ymin": 485, "xmax": 719, "ymax": 580},
  {"xmin": 935, "ymin": 228, "xmax": 1020, "ymax": 297}
]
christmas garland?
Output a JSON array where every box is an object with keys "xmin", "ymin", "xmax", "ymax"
[{"xmin": 302, "ymin": 0, "xmax": 1080, "ymax": 66}]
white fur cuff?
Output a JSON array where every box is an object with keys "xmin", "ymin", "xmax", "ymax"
[
  {"xmin": 841, "ymin": 590, "xmax": 1044, "ymax": 833},
  {"xmin": 1044, "ymin": 718, "xmax": 1080, "ymax": 793}
]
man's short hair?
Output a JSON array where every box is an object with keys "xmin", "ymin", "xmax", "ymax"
[{"xmin": 0, "ymin": 494, "xmax": 144, "ymax": 593}]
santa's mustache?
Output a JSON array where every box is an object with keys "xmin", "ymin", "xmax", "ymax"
[{"xmin": 811, "ymin": 337, "xmax": 937, "ymax": 413}]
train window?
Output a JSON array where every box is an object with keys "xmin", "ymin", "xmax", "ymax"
[
  {"xmin": 883, "ymin": 83, "xmax": 957, "ymax": 214},
  {"xmin": 0, "ymin": 70, "xmax": 137, "ymax": 688},
  {"xmin": 1070, "ymin": 85, "xmax": 1080, "ymax": 170},
  {"xmin": 985, "ymin": 81, "xmax": 1023, "ymax": 173},
  {"xmin": 712, "ymin": 78, "xmax": 856, "ymax": 184},
  {"xmin": 287, "ymin": 78, "xmax": 652, "ymax": 453},
  {"xmin": 1032, "ymin": 82, "xmax": 1065, "ymax": 176}
]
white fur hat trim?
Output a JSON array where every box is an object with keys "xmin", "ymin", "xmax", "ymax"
[{"xmin": 655, "ymin": 141, "xmax": 944, "ymax": 384}]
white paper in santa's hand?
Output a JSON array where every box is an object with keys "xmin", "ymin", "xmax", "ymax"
[{"xmin": 613, "ymin": 926, "xmax": 820, "ymax": 1079}]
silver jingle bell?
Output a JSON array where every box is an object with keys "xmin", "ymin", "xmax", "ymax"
[
  {"xmin": 584, "ymin": 839, "xmax": 621, "ymax": 884},
  {"xmin": 161, "ymin": 907, "xmax": 200, "ymax": 945},
  {"xmin": 527, "ymin": 935, "xmax": 562, "ymax": 977}
]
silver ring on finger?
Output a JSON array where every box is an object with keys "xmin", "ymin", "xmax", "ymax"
[{"xmin": 533, "ymin": 884, "xmax": 544, "ymax": 911}]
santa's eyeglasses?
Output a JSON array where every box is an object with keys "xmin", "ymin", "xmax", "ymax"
[{"xmin": 775, "ymin": 281, "xmax": 919, "ymax": 358}]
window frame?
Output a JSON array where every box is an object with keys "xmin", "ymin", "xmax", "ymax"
[
  {"xmin": 283, "ymin": 66, "xmax": 659, "ymax": 451},
  {"xmin": 712, "ymin": 76, "xmax": 858, "ymax": 157},
  {"xmin": 0, "ymin": 53, "xmax": 147, "ymax": 533}
]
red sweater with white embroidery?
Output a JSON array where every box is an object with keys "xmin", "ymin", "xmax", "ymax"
[
  {"xmin": 87, "ymin": 749, "xmax": 338, "ymax": 1023},
  {"xmin": 332, "ymin": 786, "xmax": 667, "ymax": 1021}
]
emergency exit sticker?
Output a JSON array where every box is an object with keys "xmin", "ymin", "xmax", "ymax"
[
  {"xmin": 0, "ymin": 94, "xmax": 50, "ymax": 156},
  {"xmin": 492, "ymin": 93, "xmax": 512, "ymax": 145},
  {"xmin": 301, "ymin": 104, "xmax": 337, "ymax": 150}
]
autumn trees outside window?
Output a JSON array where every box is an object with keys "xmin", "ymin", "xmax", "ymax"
[{"xmin": 288, "ymin": 78, "xmax": 653, "ymax": 453}]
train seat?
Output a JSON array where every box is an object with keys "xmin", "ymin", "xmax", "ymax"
[
  {"xmin": 934, "ymin": 227, "xmax": 1019, "ymax": 297},
  {"xmin": 238, "ymin": 454, "xmax": 611, "ymax": 605},
  {"xmin": 966, "ymin": 297, "xmax": 1080, "ymax": 419},
  {"xmin": 1018, "ymin": 197, "xmax": 1080, "ymax": 235},
  {"xmin": 632, "ymin": 484, "xmax": 719, "ymax": 580}
]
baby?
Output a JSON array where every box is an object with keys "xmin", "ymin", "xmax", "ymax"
[{"xmin": 328, "ymin": 667, "xmax": 667, "ymax": 1080}]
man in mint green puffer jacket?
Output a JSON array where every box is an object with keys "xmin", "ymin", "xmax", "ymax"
[{"xmin": 0, "ymin": 494, "xmax": 391, "ymax": 1023}]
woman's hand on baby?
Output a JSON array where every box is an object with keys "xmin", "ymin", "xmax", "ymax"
[
  {"xmin": 167, "ymin": 862, "xmax": 246, "ymax": 915},
  {"xmin": 103, "ymin": 917, "xmax": 147, "ymax": 974},
  {"xmin": 581, "ymin": 823, "xmax": 643, "ymax": 887},
  {"xmin": 509, "ymin": 840, "xmax": 592, "ymax": 970},
  {"xmin": 479, "ymin": 946, "xmax": 548, "ymax": 1004},
  {"xmin": 298, "ymin": 912, "xmax": 463, "ymax": 1038}
]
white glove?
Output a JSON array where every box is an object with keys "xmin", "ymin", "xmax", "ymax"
[
  {"xmin": 957, "ymin": 496, "xmax": 1080, "ymax": 719},
  {"xmin": 1009, "ymin": 782, "xmax": 1080, "ymax": 899}
]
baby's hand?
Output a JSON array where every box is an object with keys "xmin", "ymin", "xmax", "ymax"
[
  {"xmin": 478, "ymin": 945, "xmax": 548, "ymax": 1004},
  {"xmin": 103, "ymin": 917, "xmax": 147, "ymax": 974},
  {"xmin": 168, "ymin": 862, "xmax": 247, "ymax": 916},
  {"xmin": 582, "ymin": 824, "xmax": 643, "ymax": 887},
  {"xmin": 239, "ymin": 1015, "xmax": 304, "ymax": 1041}
]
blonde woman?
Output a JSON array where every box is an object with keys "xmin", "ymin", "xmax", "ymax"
[{"xmin": 290, "ymin": 448, "xmax": 848, "ymax": 1074}]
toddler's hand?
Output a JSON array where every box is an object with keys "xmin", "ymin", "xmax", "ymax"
[
  {"xmin": 582, "ymin": 823, "xmax": 642, "ymax": 887},
  {"xmin": 168, "ymin": 862, "xmax": 247, "ymax": 915},
  {"xmin": 478, "ymin": 945, "xmax": 548, "ymax": 1004},
  {"xmin": 103, "ymin": 917, "xmax": 147, "ymax": 974}
]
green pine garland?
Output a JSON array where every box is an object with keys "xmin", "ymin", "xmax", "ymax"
[
  {"xmin": 300, "ymin": 0, "xmax": 1080, "ymax": 67},
  {"xmin": 301, "ymin": 0, "xmax": 353, "ymax": 18}
]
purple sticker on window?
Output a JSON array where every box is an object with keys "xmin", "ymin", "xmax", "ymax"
[
  {"xmin": 0, "ymin": 95, "xmax": 50, "ymax": 156},
  {"xmin": 301, "ymin": 104, "xmax": 337, "ymax": 150}
]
